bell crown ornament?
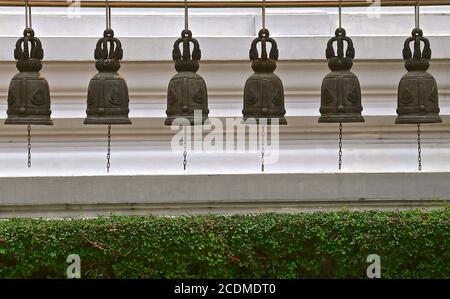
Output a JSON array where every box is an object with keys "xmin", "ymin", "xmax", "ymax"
[
  {"xmin": 94, "ymin": 28, "xmax": 123, "ymax": 72},
  {"xmin": 326, "ymin": 28, "xmax": 354, "ymax": 71},
  {"xmin": 250, "ymin": 28, "xmax": 279, "ymax": 73},
  {"xmin": 319, "ymin": 27, "xmax": 364, "ymax": 123},
  {"xmin": 165, "ymin": 29, "xmax": 209, "ymax": 126},
  {"xmin": 243, "ymin": 28, "xmax": 286, "ymax": 125},
  {"xmin": 396, "ymin": 27, "xmax": 442, "ymax": 124},
  {"xmin": 84, "ymin": 28, "xmax": 131, "ymax": 125},
  {"xmin": 14, "ymin": 28, "xmax": 44, "ymax": 72},
  {"xmin": 5, "ymin": 28, "xmax": 52, "ymax": 125},
  {"xmin": 172, "ymin": 29, "xmax": 201, "ymax": 72},
  {"xmin": 402, "ymin": 28, "xmax": 430, "ymax": 72}
]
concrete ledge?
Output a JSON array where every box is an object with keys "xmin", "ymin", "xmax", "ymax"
[{"xmin": 0, "ymin": 173, "xmax": 448, "ymax": 217}]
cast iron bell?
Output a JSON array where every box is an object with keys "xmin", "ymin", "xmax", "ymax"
[
  {"xmin": 165, "ymin": 29, "xmax": 209, "ymax": 126},
  {"xmin": 319, "ymin": 28, "xmax": 364, "ymax": 123},
  {"xmin": 396, "ymin": 28, "xmax": 442, "ymax": 124},
  {"xmin": 5, "ymin": 28, "xmax": 52, "ymax": 125},
  {"xmin": 243, "ymin": 29, "xmax": 286, "ymax": 125},
  {"xmin": 84, "ymin": 28, "xmax": 131, "ymax": 125}
]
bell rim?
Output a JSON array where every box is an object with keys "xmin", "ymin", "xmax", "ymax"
[
  {"xmin": 318, "ymin": 115, "xmax": 365, "ymax": 123},
  {"xmin": 395, "ymin": 115, "xmax": 442, "ymax": 124},
  {"xmin": 241, "ymin": 117, "xmax": 288, "ymax": 126},
  {"xmin": 83, "ymin": 117, "xmax": 132, "ymax": 125},
  {"xmin": 4, "ymin": 118, "xmax": 53, "ymax": 126},
  {"xmin": 164, "ymin": 116, "xmax": 209, "ymax": 126}
]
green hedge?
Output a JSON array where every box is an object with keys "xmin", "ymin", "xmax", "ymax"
[{"xmin": 0, "ymin": 208, "xmax": 448, "ymax": 278}]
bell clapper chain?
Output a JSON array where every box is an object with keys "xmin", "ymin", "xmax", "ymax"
[
  {"xmin": 415, "ymin": 1, "xmax": 423, "ymax": 172},
  {"xmin": 337, "ymin": 1, "xmax": 343, "ymax": 171},
  {"xmin": 106, "ymin": 124, "xmax": 111, "ymax": 173},
  {"xmin": 182, "ymin": 125, "xmax": 188, "ymax": 171},
  {"xmin": 27, "ymin": 125, "xmax": 32, "ymax": 168},
  {"xmin": 25, "ymin": 0, "xmax": 32, "ymax": 168},
  {"xmin": 105, "ymin": 0, "xmax": 112, "ymax": 174},
  {"xmin": 260, "ymin": 0, "xmax": 266, "ymax": 173},
  {"xmin": 261, "ymin": 124, "xmax": 266, "ymax": 172},
  {"xmin": 180, "ymin": 0, "xmax": 189, "ymax": 171},
  {"xmin": 338, "ymin": 122, "xmax": 343, "ymax": 170},
  {"xmin": 417, "ymin": 124, "xmax": 422, "ymax": 172}
]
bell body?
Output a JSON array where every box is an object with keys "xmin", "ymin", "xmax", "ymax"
[
  {"xmin": 243, "ymin": 62, "xmax": 286, "ymax": 125},
  {"xmin": 243, "ymin": 29, "xmax": 286, "ymax": 125},
  {"xmin": 165, "ymin": 70, "xmax": 208, "ymax": 126},
  {"xmin": 85, "ymin": 71, "xmax": 131, "ymax": 125},
  {"xmin": 396, "ymin": 70, "xmax": 441, "ymax": 124},
  {"xmin": 396, "ymin": 28, "xmax": 441, "ymax": 124},
  {"xmin": 165, "ymin": 30, "xmax": 209, "ymax": 126},
  {"xmin": 84, "ymin": 29, "xmax": 131, "ymax": 125},
  {"xmin": 5, "ymin": 28, "xmax": 52, "ymax": 126},
  {"xmin": 319, "ymin": 28, "xmax": 364, "ymax": 124},
  {"xmin": 6, "ymin": 69, "xmax": 52, "ymax": 125},
  {"xmin": 319, "ymin": 68, "xmax": 364, "ymax": 123}
]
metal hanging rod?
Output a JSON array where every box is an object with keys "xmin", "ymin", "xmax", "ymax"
[{"xmin": 0, "ymin": 0, "xmax": 449, "ymax": 8}]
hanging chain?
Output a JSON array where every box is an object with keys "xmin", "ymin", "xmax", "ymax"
[
  {"xmin": 338, "ymin": 122, "xmax": 343, "ymax": 170},
  {"xmin": 178, "ymin": 0, "xmax": 188, "ymax": 174},
  {"xmin": 183, "ymin": 126, "xmax": 188, "ymax": 170},
  {"xmin": 262, "ymin": 0, "xmax": 266, "ymax": 30},
  {"xmin": 25, "ymin": 0, "xmax": 32, "ymax": 29},
  {"xmin": 106, "ymin": 0, "xmax": 111, "ymax": 29},
  {"xmin": 338, "ymin": 0, "xmax": 342, "ymax": 29},
  {"xmin": 27, "ymin": 125, "xmax": 31, "ymax": 168},
  {"xmin": 415, "ymin": 0, "xmax": 420, "ymax": 29},
  {"xmin": 338, "ymin": 2, "xmax": 345, "ymax": 178},
  {"xmin": 107, "ymin": 124, "xmax": 111, "ymax": 173},
  {"xmin": 184, "ymin": 0, "xmax": 188, "ymax": 30},
  {"xmin": 417, "ymin": 123, "xmax": 422, "ymax": 172},
  {"xmin": 261, "ymin": 124, "xmax": 265, "ymax": 172}
]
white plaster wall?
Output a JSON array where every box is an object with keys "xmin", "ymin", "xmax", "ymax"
[{"xmin": 0, "ymin": 5, "xmax": 449, "ymax": 215}]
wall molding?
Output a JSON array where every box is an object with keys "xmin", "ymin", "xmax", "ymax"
[{"xmin": 0, "ymin": 173, "xmax": 448, "ymax": 217}]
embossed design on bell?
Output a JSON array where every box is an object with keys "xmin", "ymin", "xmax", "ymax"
[
  {"xmin": 396, "ymin": 28, "xmax": 442, "ymax": 124},
  {"xmin": 5, "ymin": 28, "xmax": 52, "ymax": 125},
  {"xmin": 319, "ymin": 28, "xmax": 364, "ymax": 123},
  {"xmin": 109, "ymin": 87, "xmax": 123, "ymax": 106},
  {"xmin": 84, "ymin": 28, "xmax": 131, "ymax": 125},
  {"xmin": 243, "ymin": 29, "xmax": 287, "ymax": 125},
  {"xmin": 165, "ymin": 29, "xmax": 209, "ymax": 126}
]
